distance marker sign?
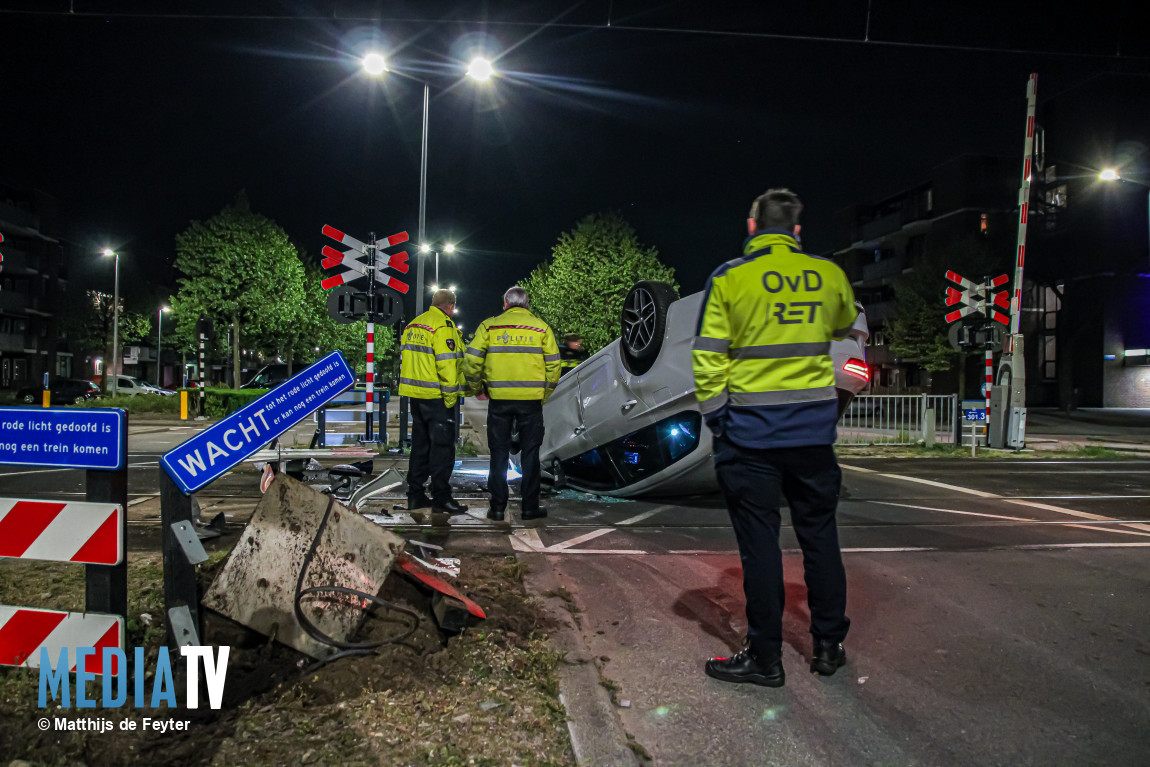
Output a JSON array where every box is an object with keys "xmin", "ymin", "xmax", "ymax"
[{"xmin": 161, "ymin": 351, "xmax": 354, "ymax": 494}]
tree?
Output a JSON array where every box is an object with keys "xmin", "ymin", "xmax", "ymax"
[
  {"xmin": 522, "ymin": 212, "xmax": 677, "ymax": 353},
  {"xmin": 889, "ymin": 233, "xmax": 1011, "ymax": 393},
  {"xmin": 59, "ymin": 288, "xmax": 152, "ymax": 375},
  {"xmin": 172, "ymin": 192, "xmax": 303, "ymax": 387}
]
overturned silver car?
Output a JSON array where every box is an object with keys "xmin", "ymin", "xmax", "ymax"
[{"xmin": 541, "ymin": 282, "xmax": 869, "ymax": 498}]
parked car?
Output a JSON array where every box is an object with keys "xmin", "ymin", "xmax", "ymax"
[
  {"xmin": 241, "ymin": 365, "xmax": 290, "ymax": 389},
  {"xmin": 540, "ymin": 282, "xmax": 869, "ymax": 498},
  {"xmin": 106, "ymin": 375, "xmax": 155, "ymax": 396},
  {"xmin": 16, "ymin": 379, "xmax": 101, "ymax": 406},
  {"xmin": 139, "ymin": 381, "xmax": 176, "ymax": 396}
]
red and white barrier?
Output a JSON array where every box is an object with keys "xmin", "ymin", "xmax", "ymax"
[
  {"xmin": 0, "ymin": 499, "xmax": 123, "ymax": 565},
  {"xmin": 0, "ymin": 606, "xmax": 123, "ymax": 673}
]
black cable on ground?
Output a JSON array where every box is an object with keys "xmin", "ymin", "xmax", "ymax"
[{"xmin": 293, "ymin": 497, "xmax": 420, "ymax": 667}]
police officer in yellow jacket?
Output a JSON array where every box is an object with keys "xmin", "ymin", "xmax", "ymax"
[
  {"xmin": 399, "ymin": 288, "xmax": 468, "ymax": 518},
  {"xmin": 463, "ymin": 286, "xmax": 561, "ymax": 522},
  {"xmin": 693, "ymin": 189, "xmax": 859, "ymax": 688}
]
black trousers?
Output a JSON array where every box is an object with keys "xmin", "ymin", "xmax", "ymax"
[
  {"xmin": 487, "ymin": 399, "xmax": 545, "ymax": 511},
  {"xmin": 407, "ymin": 397, "xmax": 456, "ymax": 503},
  {"xmin": 713, "ymin": 439, "xmax": 850, "ymax": 659}
]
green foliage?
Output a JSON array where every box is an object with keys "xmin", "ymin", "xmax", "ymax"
[
  {"xmin": 171, "ymin": 192, "xmax": 305, "ymax": 386},
  {"xmin": 66, "ymin": 393, "xmax": 180, "ymax": 415},
  {"xmin": 58, "ymin": 289, "xmax": 153, "ymax": 359},
  {"xmin": 203, "ymin": 387, "xmax": 268, "ymax": 417},
  {"xmin": 522, "ymin": 212, "xmax": 677, "ymax": 353},
  {"xmin": 889, "ymin": 234, "xmax": 1009, "ymax": 372}
]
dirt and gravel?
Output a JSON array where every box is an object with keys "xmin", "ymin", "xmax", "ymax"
[{"xmin": 1, "ymin": 550, "xmax": 576, "ymax": 767}]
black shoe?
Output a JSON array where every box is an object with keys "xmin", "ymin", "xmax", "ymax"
[
  {"xmin": 704, "ymin": 649, "xmax": 784, "ymax": 688},
  {"xmin": 407, "ymin": 495, "xmax": 433, "ymax": 511},
  {"xmin": 810, "ymin": 639, "xmax": 846, "ymax": 676},
  {"xmin": 521, "ymin": 506, "xmax": 547, "ymax": 521},
  {"xmin": 432, "ymin": 498, "xmax": 469, "ymax": 515},
  {"xmin": 486, "ymin": 506, "xmax": 506, "ymax": 522}
]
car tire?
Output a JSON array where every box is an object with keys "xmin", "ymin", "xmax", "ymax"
[
  {"xmin": 21, "ymin": 393, "xmax": 36, "ymax": 404},
  {"xmin": 620, "ymin": 281, "xmax": 677, "ymax": 376},
  {"xmin": 73, "ymin": 396, "xmax": 86, "ymax": 405}
]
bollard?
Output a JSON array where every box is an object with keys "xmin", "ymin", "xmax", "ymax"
[{"xmin": 180, "ymin": 390, "xmax": 188, "ymax": 420}]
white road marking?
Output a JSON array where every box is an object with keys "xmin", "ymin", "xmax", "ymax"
[
  {"xmin": 617, "ymin": 505, "xmax": 673, "ymax": 526},
  {"xmin": 841, "ymin": 463, "xmax": 1150, "ymax": 535},
  {"xmin": 0, "ymin": 468, "xmax": 62, "ymax": 477},
  {"xmin": 127, "ymin": 495, "xmax": 158, "ymax": 507},
  {"xmin": 509, "ymin": 528, "xmax": 644, "ymax": 555},
  {"xmin": 873, "ymin": 501, "xmax": 1150, "ymax": 538},
  {"xmin": 1006, "ymin": 495, "xmax": 1150, "ymax": 500}
]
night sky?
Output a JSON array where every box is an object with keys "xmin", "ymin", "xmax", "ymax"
[{"xmin": 3, "ymin": 1, "xmax": 1148, "ymax": 332}]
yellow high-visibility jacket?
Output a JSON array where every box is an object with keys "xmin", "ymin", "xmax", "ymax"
[
  {"xmin": 692, "ymin": 230, "xmax": 859, "ymax": 448},
  {"xmin": 398, "ymin": 306, "xmax": 465, "ymax": 407},
  {"xmin": 463, "ymin": 307, "xmax": 561, "ymax": 402}
]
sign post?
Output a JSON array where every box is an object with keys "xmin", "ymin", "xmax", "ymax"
[
  {"xmin": 158, "ymin": 352, "xmax": 356, "ymax": 645},
  {"xmin": 0, "ymin": 407, "xmax": 128, "ymax": 672},
  {"xmin": 320, "ymin": 225, "xmax": 409, "ymax": 445},
  {"xmin": 944, "ymin": 271, "xmax": 1010, "ymax": 430}
]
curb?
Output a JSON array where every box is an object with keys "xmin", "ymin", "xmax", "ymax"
[{"xmin": 520, "ymin": 552, "xmax": 640, "ymax": 767}]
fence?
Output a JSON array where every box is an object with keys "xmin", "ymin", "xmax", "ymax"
[
  {"xmin": 311, "ymin": 389, "xmax": 389, "ymax": 447},
  {"xmin": 837, "ymin": 394, "xmax": 959, "ymax": 446}
]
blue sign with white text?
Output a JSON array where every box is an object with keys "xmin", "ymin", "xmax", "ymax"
[
  {"xmin": 0, "ymin": 407, "xmax": 125, "ymax": 470},
  {"xmin": 963, "ymin": 409, "xmax": 987, "ymax": 422},
  {"xmin": 161, "ymin": 351, "xmax": 354, "ymax": 494}
]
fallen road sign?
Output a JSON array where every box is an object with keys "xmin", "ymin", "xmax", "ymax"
[
  {"xmin": 0, "ymin": 499, "xmax": 123, "ymax": 565},
  {"xmin": 0, "ymin": 407, "xmax": 125, "ymax": 470},
  {"xmin": 161, "ymin": 351, "xmax": 354, "ymax": 495}
]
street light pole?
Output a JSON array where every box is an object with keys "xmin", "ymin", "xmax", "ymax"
[
  {"xmin": 416, "ymin": 82, "xmax": 429, "ymax": 317},
  {"xmin": 102, "ymin": 249, "xmax": 120, "ymax": 397},
  {"xmin": 157, "ymin": 305, "xmax": 170, "ymax": 386}
]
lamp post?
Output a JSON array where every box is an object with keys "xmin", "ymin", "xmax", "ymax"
[
  {"xmin": 1099, "ymin": 168, "xmax": 1150, "ymax": 269},
  {"xmin": 101, "ymin": 249, "xmax": 120, "ymax": 397},
  {"xmin": 362, "ymin": 52, "xmax": 493, "ymax": 315},
  {"xmin": 419, "ymin": 241, "xmax": 456, "ymax": 285},
  {"xmin": 157, "ymin": 305, "xmax": 170, "ymax": 386}
]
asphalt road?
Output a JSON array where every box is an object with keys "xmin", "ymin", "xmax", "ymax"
[{"xmin": 3, "ymin": 425, "xmax": 1149, "ymax": 766}]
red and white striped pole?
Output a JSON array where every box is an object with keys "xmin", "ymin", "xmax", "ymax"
[
  {"xmin": 1003, "ymin": 73, "xmax": 1039, "ymax": 449},
  {"xmin": 985, "ymin": 348, "xmax": 993, "ymax": 424},
  {"xmin": 365, "ymin": 321, "xmax": 375, "ymax": 441}
]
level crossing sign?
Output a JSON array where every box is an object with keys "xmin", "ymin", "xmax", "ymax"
[
  {"xmin": 161, "ymin": 351, "xmax": 355, "ymax": 494},
  {"xmin": 320, "ymin": 225, "xmax": 409, "ymax": 295},
  {"xmin": 944, "ymin": 271, "xmax": 1010, "ymax": 325}
]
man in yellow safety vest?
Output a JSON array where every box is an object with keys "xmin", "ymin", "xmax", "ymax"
[
  {"xmin": 693, "ymin": 188, "xmax": 859, "ymax": 688},
  {"xmin": 399, "ymin": 288, "xmax": 468, "ymax": 521},
  {"xmin": 463, "ymin": 286, "xmax": 561, "ymax": 523}
]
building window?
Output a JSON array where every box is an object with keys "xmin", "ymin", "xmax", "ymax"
[
  {"xmin": 980, "ymin": 213, "xmax": 988, "ymax": 235},
  {"xmin": 1037, "ymin": 286, "xmax": 1061, "ymax": 380}
]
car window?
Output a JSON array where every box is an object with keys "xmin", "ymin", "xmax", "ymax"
[{"xmin": 561, "ymin": 411, "xmax": 703, "ymax": 490}]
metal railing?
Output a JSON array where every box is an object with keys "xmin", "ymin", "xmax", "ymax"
[{"xmin": 837, "ymin": 394, "xmax": 959, "ymax": 445}]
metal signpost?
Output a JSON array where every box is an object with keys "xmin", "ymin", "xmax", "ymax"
[
  {"xmin": 157, "ymin": 351, "xmax": 356, "ymax": 646},
  {"xmin": 0, "ymin": 407, "xmax": 127, "ymax": 673},
  {"xmin": 320, "ymin": 224, "xmax": 409, "ymax": 444},
  {"xmin": 945, "ymin": 270, "xmax": 1010, "ymax": 418}
]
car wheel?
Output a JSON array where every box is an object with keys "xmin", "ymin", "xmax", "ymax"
[
  {"xmin": 620, "ymin": 281, "xmax": 677, "ymax": 375},
  {"xmin": 22, "ymin": 393, "xmax": 36, "ymax": 404},
  {"xmin": 74, "ymin": 396, "xmax": 86, "ymax": 405}
]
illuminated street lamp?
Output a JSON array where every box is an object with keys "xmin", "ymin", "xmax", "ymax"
[
  {"xmin": 1099, "ymin": 168, "xmax": 1121, "ymax": 181},
  {"xmin": 419, "ymin": 241, "xmax": 457, "ymax": 284},
  {"xmin": 157, "ymin": 305, "xmax": 170, "ymax": 386},
  {"xmin": 101, "ymin": 249, "xmax": 120, "ymax": 397},
  {"xmin": 1099, "ymin": 167, "xmax": 1150, "ymax": 268},
  {"xmin": 362, "ymin": 51, "xmax": 493, "ymax": 315}
]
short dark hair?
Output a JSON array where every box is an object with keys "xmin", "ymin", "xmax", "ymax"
[
  {"xmin": 749, "ymin": 188, "xmax": 803, "ymax": 232},
  {"xmin": 564, "ymin": 333, "xmax": 582, "ymax": 345}
]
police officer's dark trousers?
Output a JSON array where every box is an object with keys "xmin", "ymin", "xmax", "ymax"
[
  {"xmin": 713, "ymin": 439, "xmax": 850, "ymax": 659},
  {"xmin": 486, "ymin": 399, "xmax": 544, "ymax": 512},
  {"xmin": 407, "ymin": 397, "xmax": 456, "ymax": 503}
]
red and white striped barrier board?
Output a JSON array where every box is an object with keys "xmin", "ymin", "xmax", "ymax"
[
  {"xmin": 0, "ymin": 498, "xmax": 123, "ymax": 566},
  {"xmin": 0, "ymin": 606, "xmax": 123, "ymax": 673}
]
